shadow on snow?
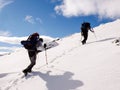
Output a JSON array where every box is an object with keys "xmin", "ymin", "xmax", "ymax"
[{"xmin": 26, "ymin": 71, "xmax": 84, "ymax": 90}]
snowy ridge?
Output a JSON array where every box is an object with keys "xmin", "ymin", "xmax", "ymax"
[{"xmin": 0, "ymin": 19, "xmax": 120, "ymax": 90}]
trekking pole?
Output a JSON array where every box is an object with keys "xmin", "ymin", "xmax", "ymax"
[
  {"xmin": 80, "ymin": 33, "xmax": 83, "ymax": 41},
  {"xmin": 92, "ymin": 28, "xmax": 97, "ymax": 40},
  {"xmin": 94, "ymin": 32, "xmax": 97, "ymax": 40},
  {"xmin": 45, "ymin": 48, "xmax": 48, "ymax": 65}
]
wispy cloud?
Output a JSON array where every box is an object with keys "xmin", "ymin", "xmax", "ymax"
[
  {"xmin": 0, "ymin": 36, "xmax": 27, "ymax": 44},
  {"xmin": 24, "ymin": 15, "xmax": 35, "ymax": 24},
  {"xmin": 36, "ymin": 18, "xmax": 43, "ymax": 24},
  {"xmin": 51, "ymin": 0, "xmax": 61, "ymax": 3},
  {"xmin": 0, "ymin": 35, "xmax": 54, "ymax": 54},
  {"xmin": 0, "ymin": 0, "xmax": 14, "ymax": 10},
  {"xmin": 25, "ymin": 15, "xmax": 43, "ymax": 24},
  {"xmin": 0, "ymin": 35, "xmax": 54, "ymax": 45},
  {"xmin": 0, "ymin": 31, "xmax": 25, "ymax": 44},
  {"xmin": 0, "ymin": 30, "xmax": 11, "ymax": 36},
  {"xmin": 0, "ymin": 46, "xmax": 20, "ymax": 52},
  {"xmin": 50, "ymin": 13, "xmax": 57, "ymax": 18},
  {"xmin": 55, "ymin": 0, "xmax": 120, "ymax": 19}
]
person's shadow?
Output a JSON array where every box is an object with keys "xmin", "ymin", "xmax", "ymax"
[{"xmin": 29, "ymin": 71, "xmax": 84, "ymax": 90}]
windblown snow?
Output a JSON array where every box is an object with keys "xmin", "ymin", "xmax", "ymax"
[{"xmin": 0, "ymin": 19, "xmax": 120, "ymax": 90}]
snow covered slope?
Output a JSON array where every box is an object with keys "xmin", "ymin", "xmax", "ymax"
[{"xmin": 0, "ymin": 19, "xmax": 120, "ymax": 90}]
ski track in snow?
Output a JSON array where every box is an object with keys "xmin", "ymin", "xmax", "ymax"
[
  {"xmin": 1, "ymin": 73, "xmax": 23, "ymax": 90},
  {"xmin": 1, "ymin": 40, "xmax": 82, "ymax": 90}
]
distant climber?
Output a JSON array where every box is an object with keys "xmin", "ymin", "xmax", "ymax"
[{"xmin": 80, "ymin": 22, "xmax": 94, "ymax": 44}]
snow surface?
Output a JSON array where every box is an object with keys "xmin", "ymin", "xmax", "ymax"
[{"xmin": 0, "ymin": 19, "xmax": 120, "ymax": 90}]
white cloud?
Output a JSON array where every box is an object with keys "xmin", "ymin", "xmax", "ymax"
[
  {"xmin": 36, "ymin": 18, "xmax": 43, "ymax": 24},
  {"xmin": 51, "ymin": 0, "xmax": 61, "ymax": 3},
  {"xmin": 0, "ymin": 0, "xmax": 14, "ymax": 10},
  {"xmin": 0, "ymin": 36, "xmax": 27, "ymax": 44},
  {"xmin": 55, "ymin": 0, "xmax": 120, "ymax": 19},
  {"xmin": 0, "ymin": 30, "xmax": 25, "ymax": 45},
  {"xmin": 0, "ymin": 35, "xmax": 54, "ymax": 45},
  {"xmin": 0, "ymin": 30, "xmax": 11, "ymax": 36},
  {"xmin": 0, "ymin": 46, "xmax": 19, "ymax": 51},
  {"xmin": 25, "ymin": 15, "xmax": 43, "ymax": 24},
  {"xmin": 25, "ymin": 15, "xmax": 35, "ymax": 24}
]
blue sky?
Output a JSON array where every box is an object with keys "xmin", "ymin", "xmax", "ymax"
[{"xmin": 0, "ymin": 0, "xmax": 120, "ymax": 48}]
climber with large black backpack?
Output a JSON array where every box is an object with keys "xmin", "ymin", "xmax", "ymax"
[{"xmin": 21, "ymin": 32, "xmax": 46, "ymax": 76}]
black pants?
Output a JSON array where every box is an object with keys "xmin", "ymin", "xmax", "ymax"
[
  {"xmin": 23, "ymin": 51, "xmax": 37, "ymax": 72},
  {"xmin": 82, "ymin": 32, "xmax": 88, "ymax": 44}
]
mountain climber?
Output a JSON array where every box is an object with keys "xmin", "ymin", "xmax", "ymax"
[
  {"xmin": 21, "ymin": 32, "xmax": 46, "ymax": 76},
  {"xmin": 80, "ymin": 22, "xmax": 94, "ymax": 44}
]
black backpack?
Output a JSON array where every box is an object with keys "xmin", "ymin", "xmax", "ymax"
[
  {"xmin": 21, "ymin": 40, "xmax": 34, "ymax": 50},
  {"xmin": 21, "ymin": 33, "xmax": 40, "ymax": 50},
  {"xmin": 81, "ymin": 22, "xmax": 91, "ymax": 30}
]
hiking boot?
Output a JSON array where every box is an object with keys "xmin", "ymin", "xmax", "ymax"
[
  {"xmin": 28, "ymin": 69, "xmax": 32, "ymax": 73},
  {"xmin": 22, "ymin": 70, "xmax": 28, "ymax": 76},
  {"xmin": 82, "ymin": 41, "xmax": 86, "ymax": 45}
]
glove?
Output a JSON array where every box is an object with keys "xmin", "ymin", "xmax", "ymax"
[{"xmin": 90, "ymin": 28, "xmax": 94, "ymax": 33}]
